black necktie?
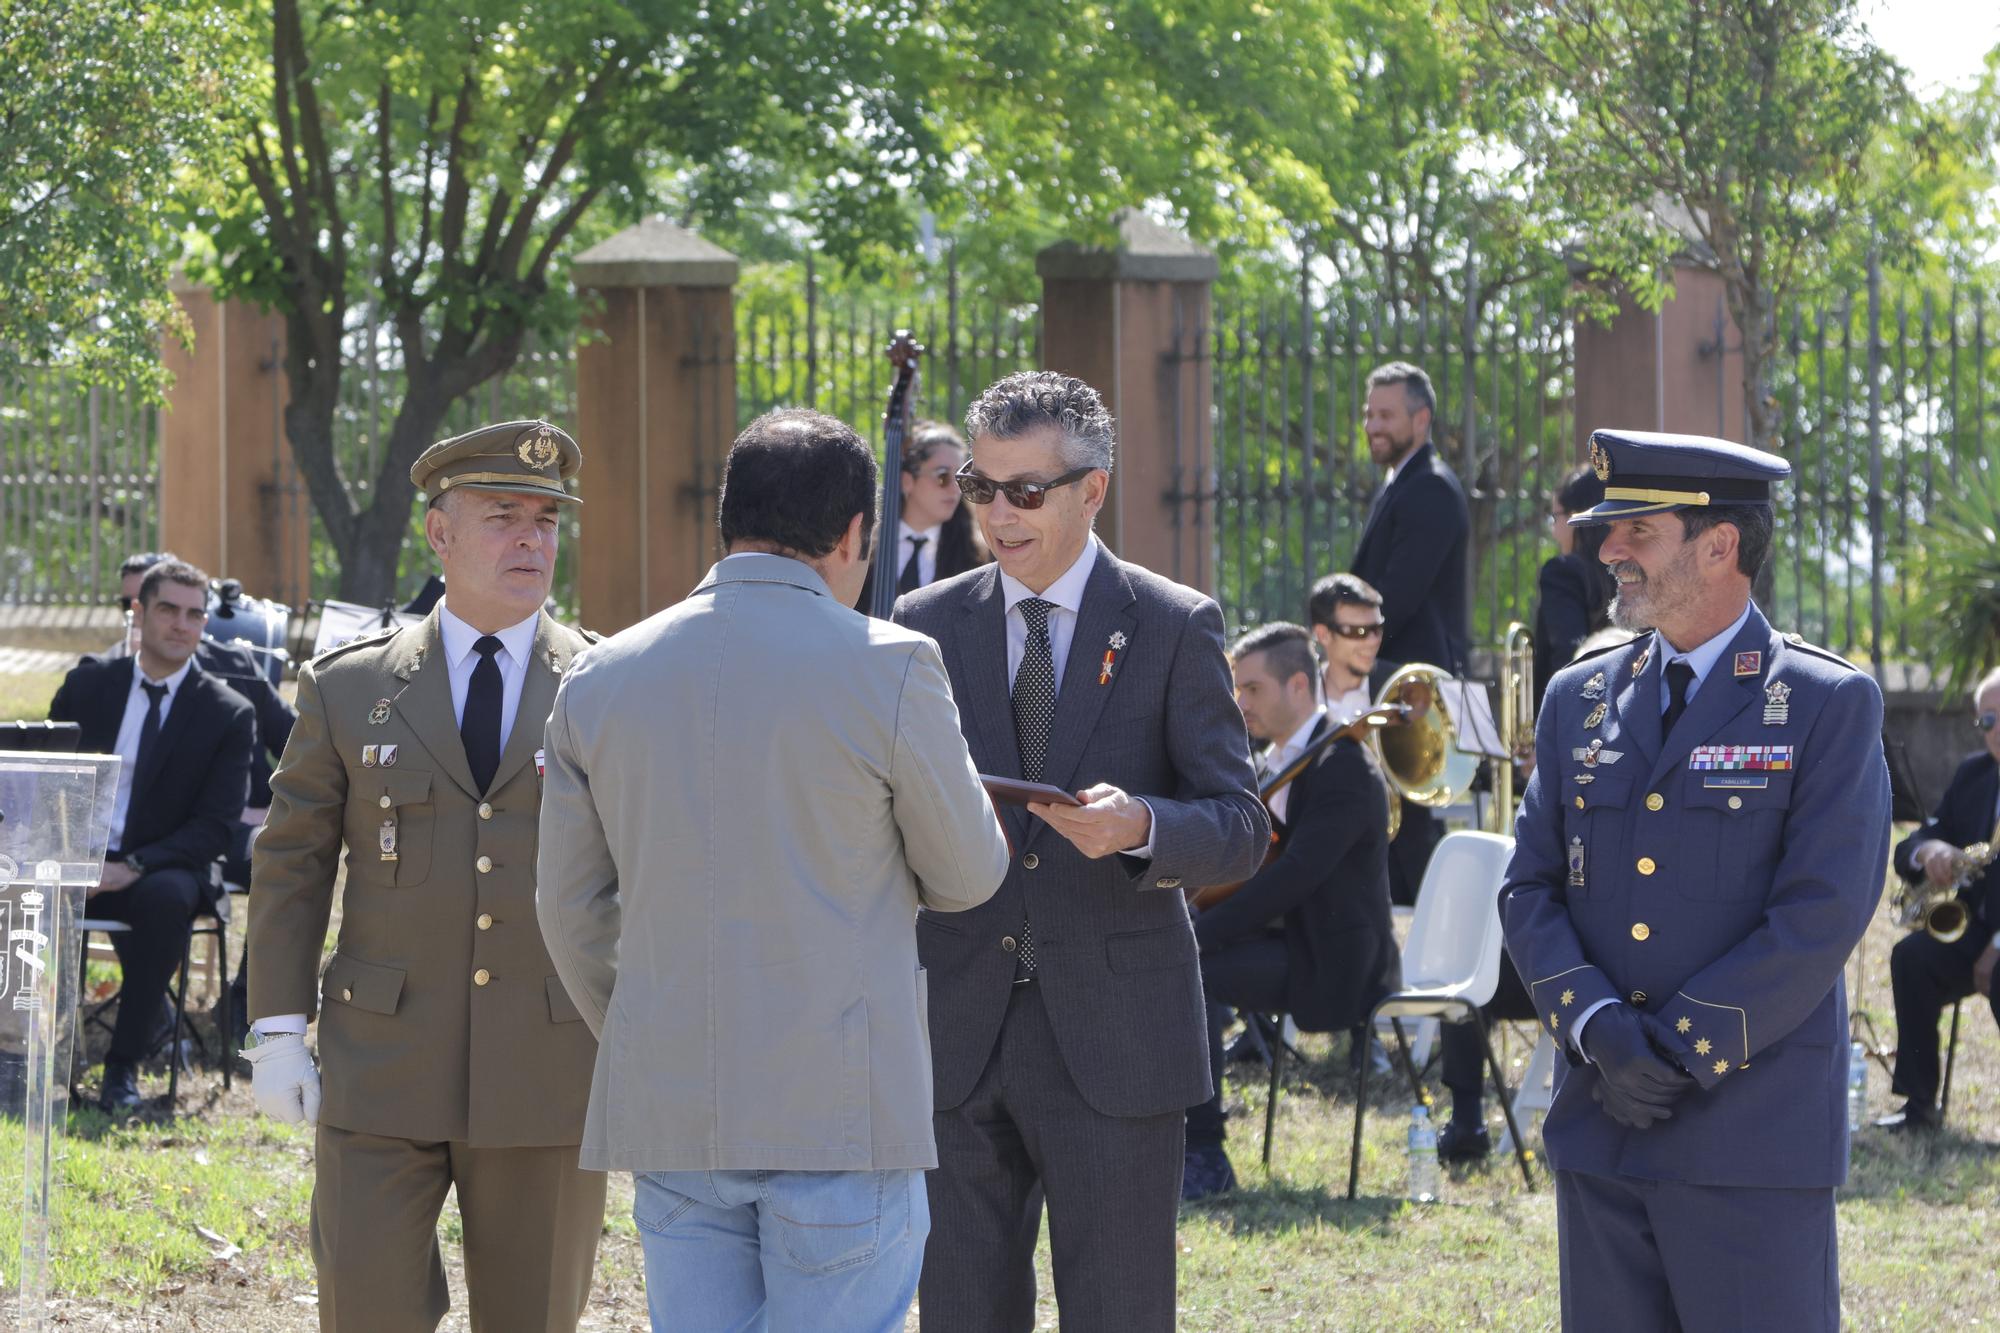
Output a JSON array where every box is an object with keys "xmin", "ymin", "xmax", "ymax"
[
  {"xmin": 898, "ymin": 535, "xmax": 930, "ymax": 595},
  {"xmin": 462, "ymin": 635, "xmax": 504, "ymax": 793},
  {"xmin": 1662, "ymin": 660, "xmax": 1696, "ymax": 737},
  {"xmin": 1012, "ymin": 598, "xmax": 1058, "ymax": 976},
  {"xmin": 133, "ymin": 680, "xmax": 168, "ymax": 779}
]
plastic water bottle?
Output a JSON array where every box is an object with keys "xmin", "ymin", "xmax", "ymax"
[
  {"xmin": 1847, "ymin": 1041, "xmax": 1869, "ymax": 1132},
  {"xmin": 1407, "ymin": 1104, "xmax": 1440, "ymax": 1203}
]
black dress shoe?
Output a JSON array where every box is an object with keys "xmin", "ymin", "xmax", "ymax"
[
  {"xmin": 1872, "ymin": 1103, "xmax": 1940, "ymax": 1134},
  {"xmin": 1181, "ymin": 1143, "xmax": 1238, "ymax": 1202},
  {"xmin": 1437, "ymin": 1118, "xmax": 1492, "ymax": 1162},
  {"xmin": 1224, "ymin": 1026, "xmax": 1272, "ymax": 1067},
  {"xmin": 99, "ymin": 1060, "xmax": 144, "ymax": 1113}
]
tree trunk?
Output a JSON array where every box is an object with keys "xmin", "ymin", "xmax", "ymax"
[{"xmin": 330, "ymin": 378, "xmax": 456, "ymax": 604}]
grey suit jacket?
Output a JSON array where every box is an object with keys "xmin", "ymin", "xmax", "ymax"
[
  {"xmin": 894, "ymin": 545, "xmax": 1269, "ymax": 1118},
  {"xmin": 536, "ymin": 555, "xmax": 1010, "ymax": 1172}
]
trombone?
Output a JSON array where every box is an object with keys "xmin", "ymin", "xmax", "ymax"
[{"xmin": 1494, "ymin": 622, "xmax": 1536, "ymax": 831}]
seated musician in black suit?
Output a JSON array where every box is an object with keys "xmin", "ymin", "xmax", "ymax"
[
  {"xmin": 1184, "ymin": 622, "xmax": 1400, "ymax": 1198},
  {"xmin": 49, "ymin": 558, "xmax": 255, "ymax": 1111},
  {"xmin": 114, "ymin": 551, "xmax": 298, "ymax": 1049},
  {"xmin": 1876, "ymin": 667, "xmax": 2000, "ymax": 1132}
]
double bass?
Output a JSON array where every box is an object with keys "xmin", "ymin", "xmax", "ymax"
[{"xmin": 866, "ymin": 332, "xmax": 924, "ymax": 620}]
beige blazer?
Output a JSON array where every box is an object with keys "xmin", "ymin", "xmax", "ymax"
[
  {"xmin": 250, "ymin": 608, "xmax": 599, "ymax": 1147},
  {"xmin": 537, "ymin": 554, "xmax": 1008, "ymax": 1172}
]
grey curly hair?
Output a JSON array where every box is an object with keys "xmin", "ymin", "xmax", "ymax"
[{"xmin": 963, "ymin": 371, "xmax": 1116, "ymax": 474}]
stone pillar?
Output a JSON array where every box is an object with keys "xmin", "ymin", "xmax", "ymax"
[
  {"xmin": 1037, "ymin": 212, "xmax": 1218, "ymax": 592},
  {"xmin": 1573, "ymin": 263, "xmax": 1747, "ymax": 454},
  {"xmin": 572, "ymin": 219, "xmax": 739, "ymax": 634},
  {"xmin": 157, "ymin": 286, "xmax": 309, "ymax": 608}
]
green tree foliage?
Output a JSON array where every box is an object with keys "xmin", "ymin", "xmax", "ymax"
[
  {"xmin": 197, "ymin": 0, "xmax": 938, "ymax": 602},
  {"xmin": 0, "ymin": 0, "xmax": 248, "ymax": 394},
  {"xmin": 1466, "ymin": 0, "xmax": 1912, "ymax": 454}
]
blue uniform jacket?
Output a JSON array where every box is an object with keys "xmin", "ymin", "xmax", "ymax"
[{"xmin": 1501, "ymin": 602, "xmax": 1889, "ymax": 1189}]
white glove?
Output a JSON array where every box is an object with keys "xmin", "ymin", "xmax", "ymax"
[{"xmin": 242, "ymin": 1033, "xmax": 322, "ymax": 1126}]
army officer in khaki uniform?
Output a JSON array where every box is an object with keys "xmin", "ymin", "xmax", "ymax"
[{"xmin": 244, "ymin": 421, "xmax": 605, "ymax": 1333}]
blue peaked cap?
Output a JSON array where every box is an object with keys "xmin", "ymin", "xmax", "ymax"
[{"xmin": 1568, "ymin": 429, "xmax": 1790, "ymax": 526}]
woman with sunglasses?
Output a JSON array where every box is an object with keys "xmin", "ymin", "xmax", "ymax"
[
  {"xmin": 856, "ymin": 419, "xmax": 991, "ymax": 611},
  {"xmin": 1532, "ymin": 465, "xmax": 1619, "ymax": 703}
]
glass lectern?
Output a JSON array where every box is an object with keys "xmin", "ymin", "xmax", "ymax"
[{"xmin": 0, "ymin": 752, "xmax": 119, "ymax": 1330}]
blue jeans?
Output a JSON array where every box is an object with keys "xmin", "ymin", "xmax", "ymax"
[{"xmin": 633, "ymin": 1168, "xmax": 928, "ymax": 1333}]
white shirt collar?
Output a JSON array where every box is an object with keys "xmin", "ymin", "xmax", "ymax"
[
  {"xmin": 439, "ymin": 601, "xmax": 539, "ymax": 671},
  {"xmin": 1653, "ymin": 599, "xmax": 1754, "ymax": 690},
  {"xmin": 133, "ymin": 655, "xmax": 195, "ymax": 695},
  {"xmin": 900, "ymin": 519, "xmax": 942, "ymax": 545},
  {"xmin": 999, "ymin": 536, "xmax": 1100, "ymax": 616},
  {"xmin": 1273, "ymin": 707, "xmax": 1327, "ymax": 765}
]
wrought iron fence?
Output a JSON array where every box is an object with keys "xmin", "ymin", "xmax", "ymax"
[
  {"xmin": 6, "ymin": 258, "xmax": 1996, "ymax": 676},
  {"xmin": 1198, "ymin": 265, "xmax": 1575, "ymax": 648},
  {"xmin": 0, "ymin": 371, "xmax": 159, "ymax": 604}
]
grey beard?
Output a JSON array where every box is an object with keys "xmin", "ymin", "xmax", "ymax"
[{"xmin": 1609, "ymin": 592, "xmax": 1652, "ymax": 632}]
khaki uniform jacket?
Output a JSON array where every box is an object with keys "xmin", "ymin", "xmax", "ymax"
[{"xmin": 250, "ymin": 607, "xmax": 597, "ymax": 1148}]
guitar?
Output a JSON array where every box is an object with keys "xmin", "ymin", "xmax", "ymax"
[{"xmin": 867, "ymin": 332, "xmax": 925, "ymax": 620}]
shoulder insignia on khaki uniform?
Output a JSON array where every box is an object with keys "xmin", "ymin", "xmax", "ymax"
[
  {"xmin": 578, "ymin": 628, "xmax": 602, "ymax": 644},
  {"xmin": 311, "ymin": 624, "xmax": 403, "ymax": 667}
]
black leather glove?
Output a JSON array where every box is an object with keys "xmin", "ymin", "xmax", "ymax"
[{"xmin": 1582, "ymin": 1003, "xmax": 1697, "ymax": 1129}]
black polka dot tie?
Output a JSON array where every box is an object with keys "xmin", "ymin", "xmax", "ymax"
[{"xmin": 1012, "ymin": 597, "xmax": 1058, "ymax": 976}]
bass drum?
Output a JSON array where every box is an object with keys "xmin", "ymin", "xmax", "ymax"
[{"xmin": 206, "ymin": 580, "xmax": 292, "ymax": 686}]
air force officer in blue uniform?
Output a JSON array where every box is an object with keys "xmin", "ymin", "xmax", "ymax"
[{"xmin": 1502, "ymin": 430, "xmax": 1890, "ymax": 1331}]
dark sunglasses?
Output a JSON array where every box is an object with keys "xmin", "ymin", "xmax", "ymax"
[
  {"xmin": 1327, "ymin": 622, "xmax": 1385, "ymax": 640},
  {"xmin": 1976, "ymin": 712, "xmax": 1998, "ymax": 734},
  {"xmin": 953, "ymin": 461, "xmax": 1096, "ymax": 510},
  {"xmin": 904, "ymin": 463, "xmax": 959, "ymax": 487}
]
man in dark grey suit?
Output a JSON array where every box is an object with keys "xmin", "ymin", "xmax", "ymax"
[{"xmin": 895, "ymin": 371, "xmax": 1268, "ymax": 1332}]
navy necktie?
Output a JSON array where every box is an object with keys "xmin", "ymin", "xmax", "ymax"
[
  {"xmin": 1011, "ymin": 599, "xmax": 1058, "ymax": 976},
  {"xmin": 134, "ymin": 680, "xmax": 168, "ymax": 779},
  {"xmin": 462, "ymin": 636, "xmax": 504, "ymax": 793},
  {"xmin": 1662, "ymin": 660, "xmax": 1696, "ymax": 738}
]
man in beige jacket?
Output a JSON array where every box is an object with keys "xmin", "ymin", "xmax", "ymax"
[{"xmin": 537, "ymin": 407, "xmax": 1008, "ymax": 1332}]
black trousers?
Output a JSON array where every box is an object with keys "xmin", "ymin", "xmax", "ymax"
[
  {"xmin": 1187, "ymin": 935, "xmax": 1290, "ymax": 1148},
  {"xmin": 1888, "ymin": 926, "xmax": 1999, "ymax": 1108},
  {"xmin": 90, "ymin": 866, "xmax": 206, "ymax": 1064},
  {"xmin": 1441, "ymin": 954, "xmax": 1535, "ymax": 1120},
  {"xmin": 1387, "ymin": 803, "xmax": 1441, "ymax": 909},
  {"xmin": 921, "ymin": 981, "xmax": 1183, "ymax": 1333}
]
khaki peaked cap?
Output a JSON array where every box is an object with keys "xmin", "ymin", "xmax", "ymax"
[{"xmin": 411, "ymin": 419, "xmax": 583, "ymax": 505}]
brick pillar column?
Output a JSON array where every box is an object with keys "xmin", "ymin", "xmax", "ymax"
[
  {"xmin": 157, "ymin": 285, "xmax": 308, "ymax": 608},
  {"xmin": 1037, "ymin": 211, "xmax": 1217, "ymax": 592},
  {"xmin": 572, "ymin": 219, "xmax": 739, "ymax": 634},
  {"xmin": 1573, "ymin": 262, "xmax": 1747, "ymax": 454}
]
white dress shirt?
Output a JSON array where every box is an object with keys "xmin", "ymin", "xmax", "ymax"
[
  {"xmin": 438, "ymin": 602, "xmax": 539, "ymax": 751},
  {"xmin": 996, "ymin": 537, "xmax": 1153, "ymax": 857},
  {"xmin": 1262, "ymin": 707, "xmax": 1327, "ymax": 826},
  {"xmin": 998, "ymin": 537, "xmax": 1101, "ymax": 698},
  {"xmin": 1573, "ymin": 598, "xmax": 1756, "ymax": 1053},
  {"xmin": 109, "ymin": 656, "xmax": 194, "ymax": 851},
  {"xmin": 1327, "ymin": 681, "xmax": 1372, "ymax": 727},
  {"xmin": 897, "ymin": 520, "xmax": 942, "ymax": 588}
]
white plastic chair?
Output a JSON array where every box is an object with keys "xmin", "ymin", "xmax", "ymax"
[{"xmin": 1346, "ymin": 830, "xmax": 1538, "ymax": 1198}]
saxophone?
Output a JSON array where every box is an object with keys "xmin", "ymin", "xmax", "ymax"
[{"xmin": 1895, "ymin": 819, "xmax": 1997, "ymax": 943}]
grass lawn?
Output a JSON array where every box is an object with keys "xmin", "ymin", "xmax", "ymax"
[
  {"xmin": 0, "ymin": 671, "xmax": 65, "ymax": 723},
  {"xmin": 1, "ymin": 834, "xmax": 1995, "ymax": 1328}
]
